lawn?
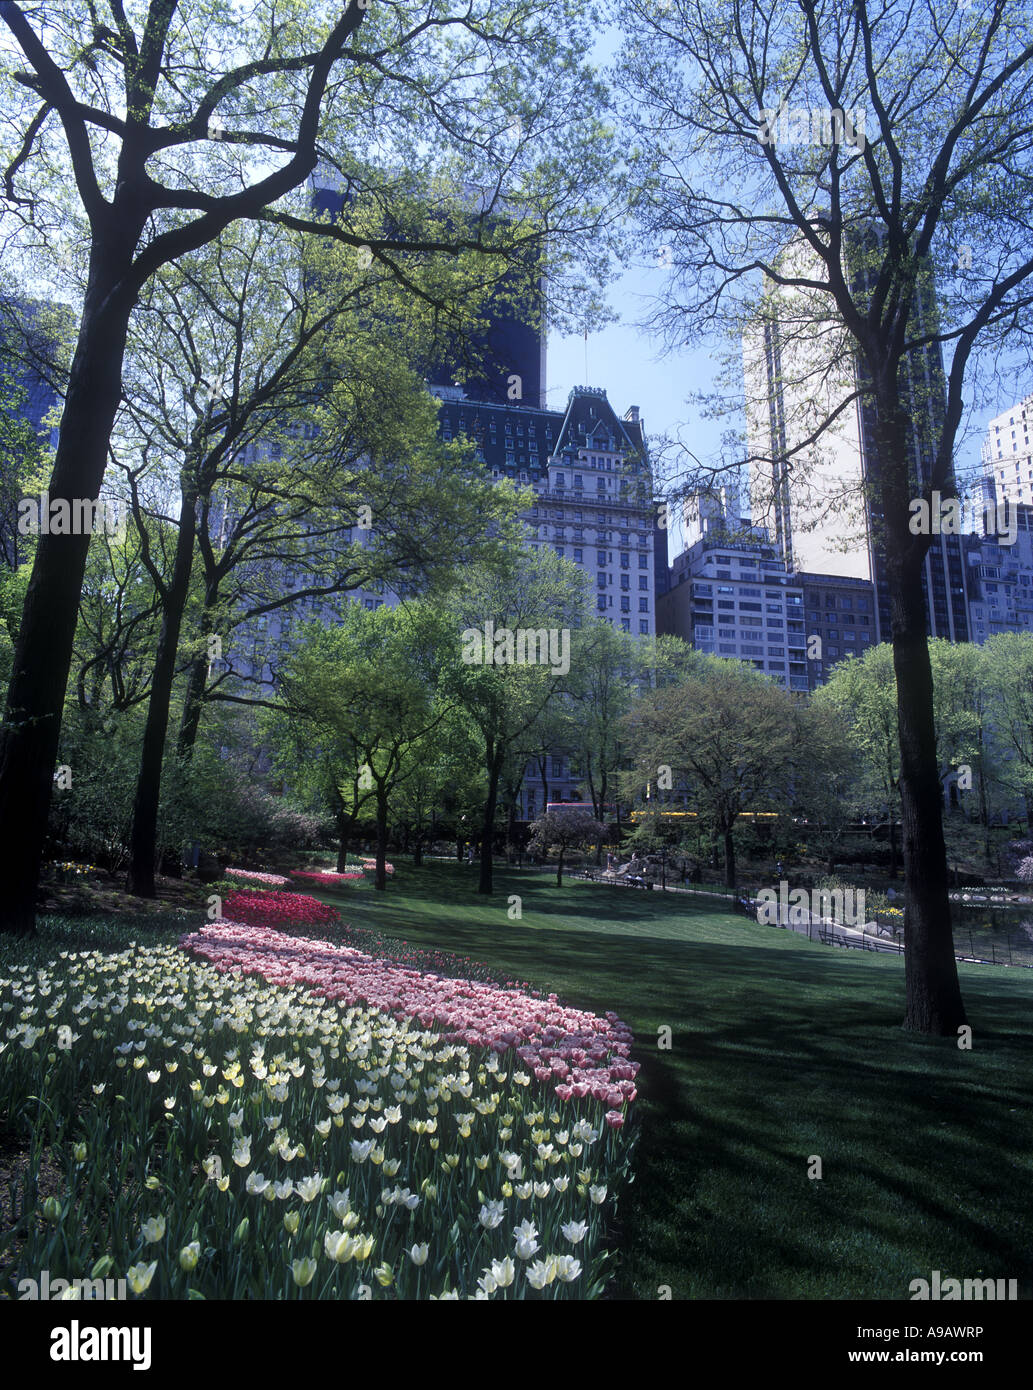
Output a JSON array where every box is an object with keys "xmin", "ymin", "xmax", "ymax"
[
  {"xmin": 305, "ymin": 860, "xmax": 1033, "ymax": 1300},
  {"xmin": 4, "ymin": 861, "xmax": 1032, "ymax": 1300}
]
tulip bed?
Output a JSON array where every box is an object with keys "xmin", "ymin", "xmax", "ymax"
[
  {"xmin": 225, "ymin": 869, "xmax": 291, "ymax": 888},
  {"xmin": 290, "ymin": 870, "xmax": 365, "ymax": 885},
  {"xmin": 222, "ymin": 889, "xmax": 340, "ymax": 929},
  {"xmin": 184, "ymin": 923, "xmax": 638, "ymax": 1114},
  {"xmin": 1, "ymin": 933, "xmax": 637, "ymax": 1300}
]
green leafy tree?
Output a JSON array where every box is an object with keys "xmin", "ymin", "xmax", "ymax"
[
  {"xmin": 0, "ymin": 0, "xmax": 618, "ymax": 933},
  {"xmin": 928, "ymin": 639, "xmax": 997, "ymax": 863},
  {"xmin": 270, "ymin": 602, "xmax": 452, "ymax": 889},
  {"xmin": 445, "ymin": 546, "xmax": 588, "ymax": 894},
  {"xmin": 983, "ymin": 633, "xmax": 1033, "ymax": 832},
  {"xmin": 613, "ymin": 0, "xmax": 1033, "ymax": 1030},
  {"xmin": 113, "ymin": 217, "xmax": 523, "ymax": 895},
  {"xmin": 621, "ymin": 656, "xmax": 802, "ymax": 888},
  {"xmin": 568, "ymin": 619, "xmax": 642, "ymax": 834},
  {"xmin": 813, "ymin": 645, "xmax": 903, "ymax": 876}
]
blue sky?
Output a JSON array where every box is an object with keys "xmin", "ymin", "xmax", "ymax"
[
  {"xmin": 545, "ymin": 266, "xmax": 728, "ymax": 558},
  {"xmin": 540, "ymin": 15, "xmax": 1015, "ymax": 555}
]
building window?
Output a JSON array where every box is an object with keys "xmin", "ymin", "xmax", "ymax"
[{"xmin": 639, "ymin": 598, "xmax": 648, "ymax": 612}]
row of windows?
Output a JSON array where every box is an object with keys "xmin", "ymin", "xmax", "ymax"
[
  {"xmin": 808, "ymin": 610, "xmax": 872, "ymax": 625},
  {"xmin": 595, "ymin": 593, "xmax": 650, "ymax": 612},
  {"xmin": 591, "ymin": 604, "xmax": 649, "ymax": 632},
  {"xmin": 805, "ymin": 593, "xmax": 872, "ymax": 611}
]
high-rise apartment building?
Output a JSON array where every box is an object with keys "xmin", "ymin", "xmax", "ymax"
[
  {"xmin": 982, "ymin": 394, "xmax": 1033, "ymax": 507},
  {"xmin": 963, "ymin": 500, "xmax": 1033, "ymax": 642},
  {"xmin": 657, "ymin": 488, "xmax": 879, "ymax": 691}
]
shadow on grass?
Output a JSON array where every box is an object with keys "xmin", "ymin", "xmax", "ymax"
[{"xmin": 312, "ymin": 862, "xmax": 1033, "ymax": 1299}]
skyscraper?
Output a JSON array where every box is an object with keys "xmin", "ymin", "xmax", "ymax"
[
  {"xmin": 742, "ymin": 235, "xmax": 970, "ymax": 644},
  {"xmin": 311, "ymin": 170, "xmax": 547, "ymax": 409}
]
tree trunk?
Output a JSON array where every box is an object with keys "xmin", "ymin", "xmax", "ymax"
[
  {"xmin": 723, "ymin": 824, "xmax": 736, "ymax": 889},
  {"xmin": 479, "ymin": 748, "xmax": 504, "ymax": 895},
  {"xmin": 977, "ymin": 752, "xmax": 992, "ymax": 866},
  {"xmin": 177, "ymin": 651, "xmax": 208, "ymax": 758},
  {"xmin": 888, "ymin": 545, "xmax": 966, "ymax": 1036},
  {"xmin": 0, "ymin": 258, "xmax": 137, "ymax": 934},
  {"xmin": 374, "ymin": 786, "xmax": 388, "ymax": 891},
  {"xmin": 335, "ymin": 812, "xmax": 350, "ymax": 872},
  {"xmin": 126, "ymin": 478, "xmax": 199, "ymax": 897},
  {"xmin": 413, "ymin": 840, "xmax": 423, "ymax": 868},
  {"xmin": 556, "ymin": 846, "xmax": 564, "ymax": 888}
]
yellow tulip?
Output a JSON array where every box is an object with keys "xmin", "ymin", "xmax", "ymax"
[{"xmin": 126, "ymin": 1261, "xmax": 157, "ymax": 1295}]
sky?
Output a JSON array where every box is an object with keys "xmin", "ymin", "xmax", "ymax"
[
  {"xmin": 541, "ymin": 13, "xmax": 1019, "ymax": 559},
  {"xmin": 545, "ymin": 267, "xmax": 731, "ymax": 558}
]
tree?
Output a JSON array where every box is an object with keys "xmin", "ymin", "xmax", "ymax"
[
  {"xmin": 0, "ymin": 0, "xmax": 616, "ymax": 933},
  {"xmin": 528, "ymin": 806, "xmax": 605, "ymax": 886},
  {"xmin": 114, "ymin": 218, "xmax": 521, "ymax": 895},
  {"xmin": 622, "ymin": 656, "xmax": 802, "ymax": 888},
  {"xmin": 271, "ymin": 602, "xmax": 451, "ymax": 890},
  {"xmin": 445, "ymin": 546, "xmax": 588, "ymax": 894},
  {"xmin": 928, "ymin": 639, "xmax": 997, "ymax": 863},
  {"xmin": 567, "ymin": 619, "xmax": 641, "ymax": 836},
  {"xmin": 392, "ymin": 707, "xmax": 485, "ymax": 867},
  {"xmin": 983, "ymin": 633, "xmax": 1033, "ymax": 832},
  {"xmin": 615, "ymin": 0, "xmax": 1033, "ymax": 1030},
  {"xmin": 814, "ymin": 645, "xmax": 903, "ymax": 876}
]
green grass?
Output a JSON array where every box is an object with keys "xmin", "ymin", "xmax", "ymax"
[
  {"xmin": 7, "ymin": 863, "xmax": 1033, "ymax": 1300},
  {"xmin": 303, "ymin": 860, "xmax": 1033, "ymax": 1300}
]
